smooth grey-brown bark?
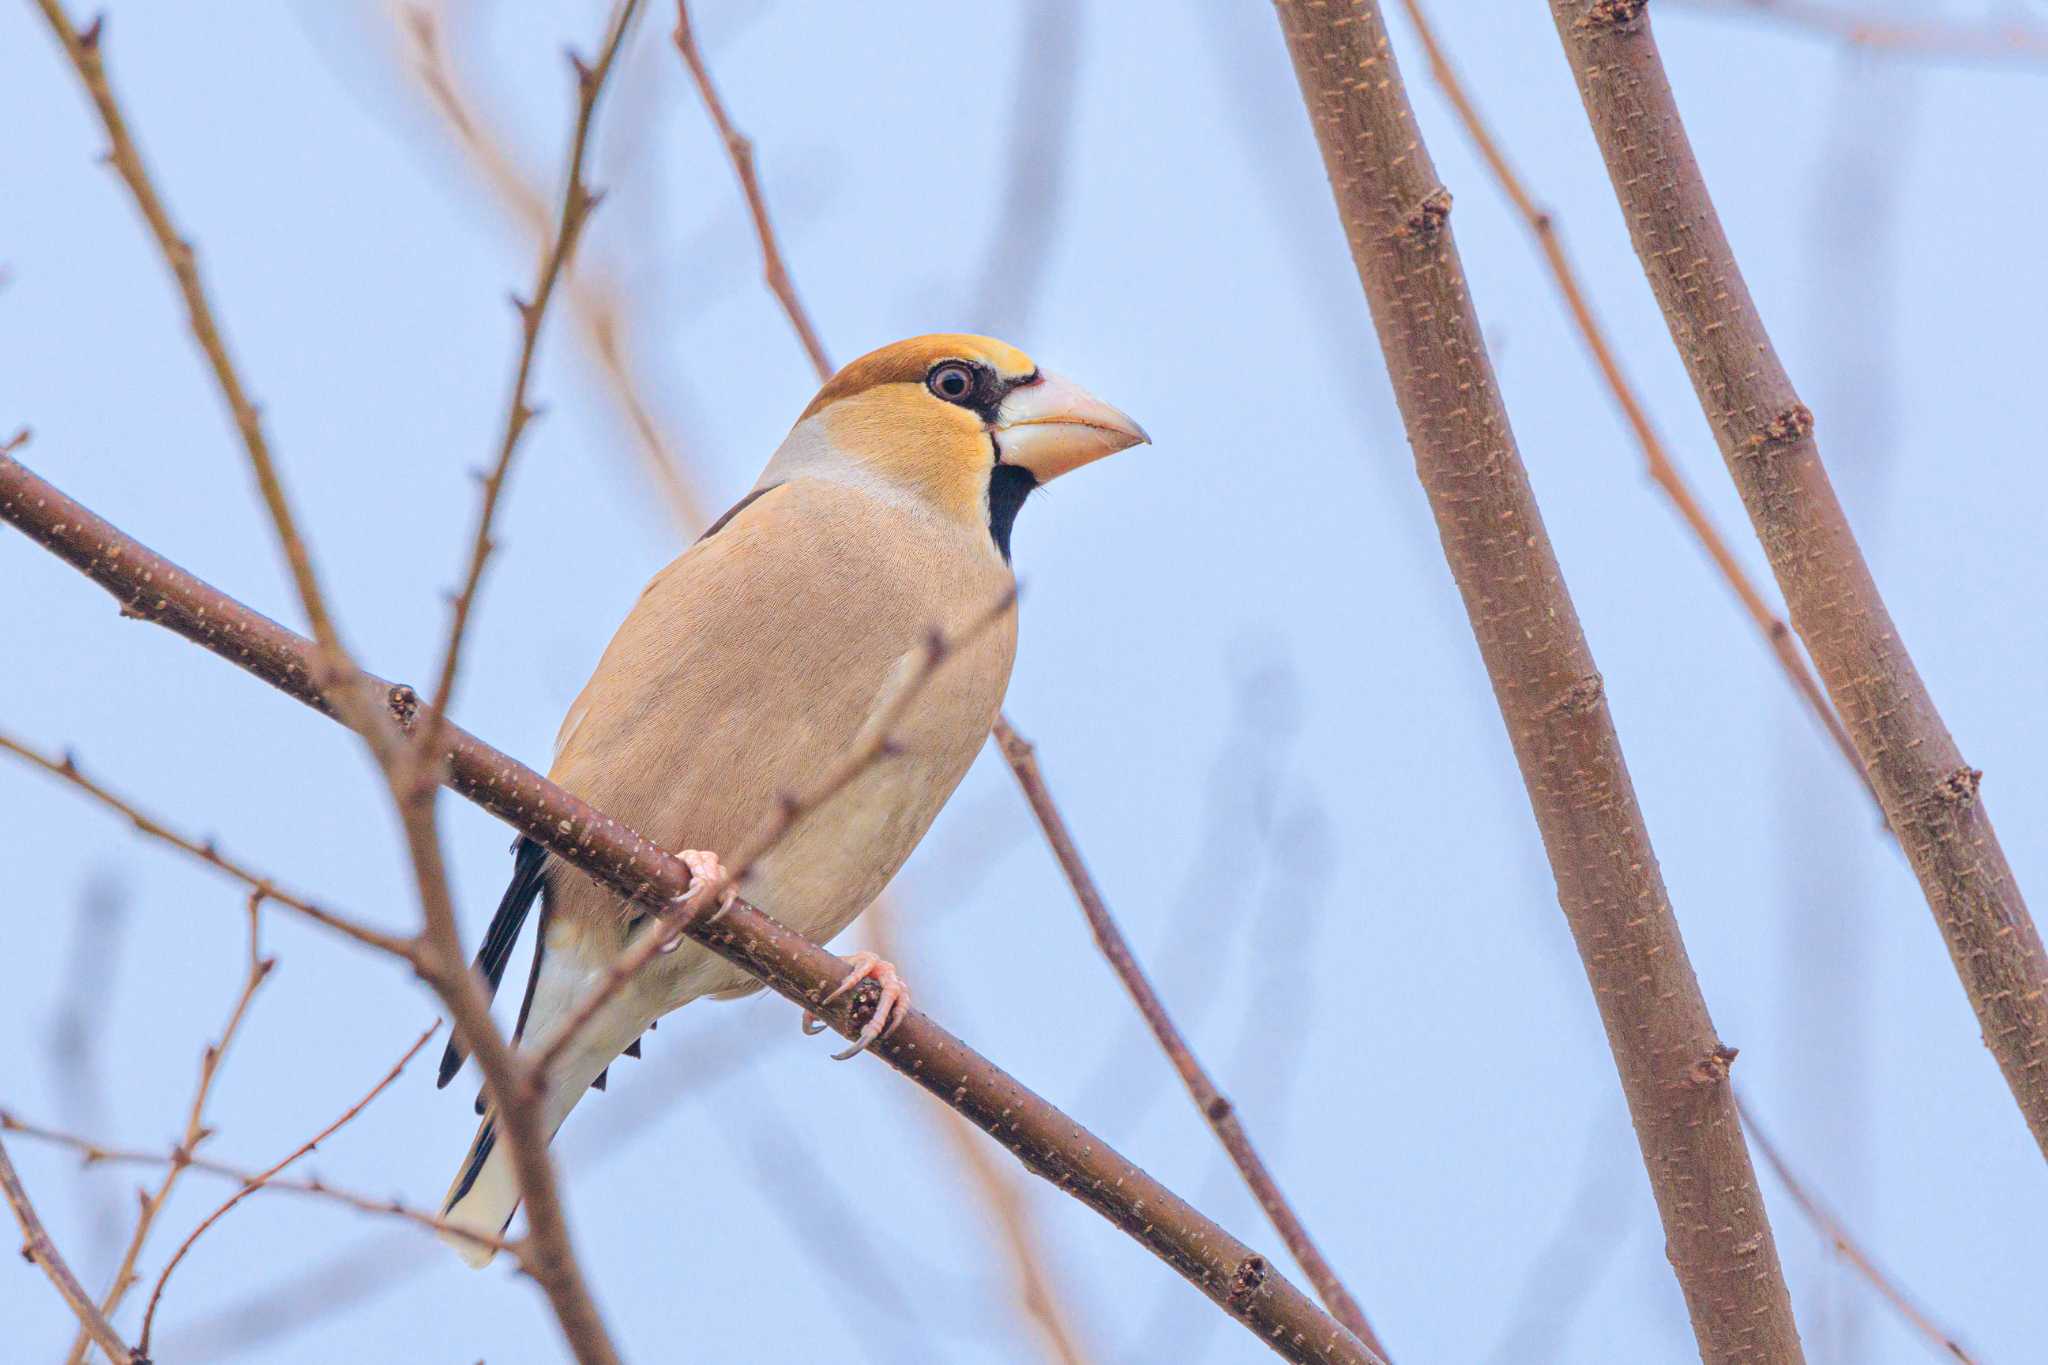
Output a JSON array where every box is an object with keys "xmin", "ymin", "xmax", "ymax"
[
  {"xmin": 1546, "ymin": 0, "xmax": 2048, "ymax": 1160},
  {"xmin": 1270, "ymin": 2, "xmax": 1804, "ymax": 1360}
]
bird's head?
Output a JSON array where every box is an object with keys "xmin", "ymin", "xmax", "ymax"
[{"xmin": 775, "ymin": 334, "xmax": 1148, "ymax": 559}]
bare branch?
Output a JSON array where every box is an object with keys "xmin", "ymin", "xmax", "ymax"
[
  {"xmin": 995, "ymin": 721, "xmax": 1387, "ymax": 1358},
  {"xmin": 28, "ymin": 0, "xmax": 347, "ymax": 674},
  {"xmin": 398, "ymin": 4, "xmax": 710, "ymax": 533},
  {"xmin": 1392, "ymin": 0, "xmax": 1873, "ymax": 807},
  {"xmin": 0, "ymin": 734, "xmax": 413, "ymax": 957},
  {"xmin": 416, "ymin": 0, "xmax": 643, "ymax": 764},
  {"xmin": 1737, "ymin": 1095, "xmax": 1976, "ymax": 1363},
  {"xmin": 1547, "ymin": 0, "xmax": 2048, "ymax": 1161},
  {"xmin": 0, "ymin": 1131, "xmax": 142, "ymax": 1364},
  {"xmin": 671, "ymin": 0, "xmax": 832, "ymax": 377},
  {"xmin": 137, "ymin": 1024, "xmax": 441, "ymax": 1355},
  {"xmin": 68, "ymin": 895, "xmax": 271, "ymax": 1364},
  {"xmin": 1271, "ymin": 2, "xmax": 1802, "ymax": 1358},
  {"xmin": 0, "ymin": 452, "xmax": 1380, "ymax": 1365},
  {"xmin": 0, "ymin": 1112, "xmax": 512, "ymax": 1263}
]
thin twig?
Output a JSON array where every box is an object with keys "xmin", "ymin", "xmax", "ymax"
[
  {"xmin": 672, "ymin": 0, "xmax": 832, "ymax": 377},
  {"xmin": 665, "ymin": 10, "xmax": 1387, "ymax": 1348},
  {"xmin": 0, "ymin": 1112, "xmax": 512, "ymax": 1262},
  {"xmin": 0, "ymin": 734, "xmax": 412, "ymax": 956},
  {"xmin": 25, "ymin": 8, "xmax": 628, "ymax": 1351},
  {"xmin": 530, "ymin": 586, "xmax": 1020, "ymax": 1077},
  {"xmin": 865, "ymin": 901, "xmax": 1095, "ymax": 1365},
  {"xmin": 398, "ymin": 3, "xmax": 709, "ymax": 533},
  {"xmin": 415, "ymin": 0, "xmax": 642, "ymax": 769},
  {"xmin": 28, "ymin": 0, "xmax": 347, "ymax": 673},
  {"xmin": 1736, "ymin": 1094, "xmax": 1975, "ymax": 1362},
  {"xmin": 0, "ymin": 1131, "xmax": 142, "ymax": 1364},
  {"xmin": 68, "ymin": 895, "xmax": 272, "ymax": 1365},
  {"xmin": 1393, "ymin": 0, "xmax": 1873, "ymax": 806},
  {"xmin": 996, "ymin": 722, "xmax": 1386, "ymax": 1356},
  {"xmin": 1672, "ymin": 0, "xmax": 2048, "ymax": 64},
  {"xmin": 0, "ymin": 452, "xmax": 1379, "ymax": 1365},
  {"xmin": 136, "ymin": 1023, "xmax": 439, "ymax": 1354}
]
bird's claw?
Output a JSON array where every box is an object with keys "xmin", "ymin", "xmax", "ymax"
[
  {"xmin": 800, "ymin": 951, "xmax": 910, "ymax": 1060},
  {"xmin": 659, "ymin": 849, "xmax": 732, "ymax": 953}
]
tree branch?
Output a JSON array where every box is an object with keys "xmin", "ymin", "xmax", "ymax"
[
  {"xmin": 0, "ymin": 451, "xmax": 1381, "ymax": 1365},
  {"xmin": 665, "ymin": 9, "xmax": 1388, "ymax": 1343},
  {"xmin": 67, "ymin": 895, "xmax": 271, "ymax": 1364},
  {"xmin": 1391, "ymin": 0, "xmax": 1872, "ymax": 808},
  {"xmin": 996, "ymin": 723, "xmax": 1388, "ymax": 1358},
  {"xmin": 671, "ymin": 1, "xmax": 832, "ymax": 377},
  {"xmin": 0, "ymin": 1131, "xmax": 144, "ymax": 1364},
  {"xmin": 1736, "ymin": 1094, "xmax": 1976, "ymax": 1363},
  {"xmin": 1546, "ymin": 0, "xmax": 2048, "ymax": 1161},
  {"xmin": 417, "ymin": 0, "xmax": 640, "ymax": 764},
  {"xmin": 1269, "ymin": 3, "xmax": 1803, "ymax": 1359},
  {"xmin": 137, "ymin": 1024, "xmax": 441, "ymax": 1355}
]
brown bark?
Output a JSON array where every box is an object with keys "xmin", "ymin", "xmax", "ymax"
[
  {"xmin": 1546, "ymin": 0, "xmax": 2048, "ymax": 1159},
  {"xmin": 1269, "ymin": 3, "xmax": 1802, "ymax": 1360},
  {"xmin": 0, "ymin": 452, "xmax": 1381, "ymax": 1365}
]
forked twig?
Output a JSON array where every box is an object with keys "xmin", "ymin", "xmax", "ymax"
[
  {"xmin": 0, "ymin": 1132, "xmax": 142, "ymax": 1363},
  {"xmin": 66, "ymin": 895, "xmax": 272, "ymax": 1365},
  {"xmin": 136, "ymin": 1024, "xmax": 440, "ymax": 1354}
]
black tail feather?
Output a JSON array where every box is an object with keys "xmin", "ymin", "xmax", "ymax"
[{"xmin": 437, "ymin": 837, "xmax": 549, "ymax": 1088}]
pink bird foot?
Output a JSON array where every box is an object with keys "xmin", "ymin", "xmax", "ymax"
[
  {"xmin": 658, "ymin": 848, "xmax": 732, "ymax": 953},
  {"xmin": 802, "ymin": 951, "xmax": 911, "ymax": 1060}
]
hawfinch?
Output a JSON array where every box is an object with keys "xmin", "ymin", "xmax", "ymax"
[{"xmin": 437, "ymin": 334, "xmax": 1145, "ymax": 1262}]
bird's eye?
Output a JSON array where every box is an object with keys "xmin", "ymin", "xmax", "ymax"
[{"xmin": 927, "ymin": 362, "xmax": 978, "ymax": 405}]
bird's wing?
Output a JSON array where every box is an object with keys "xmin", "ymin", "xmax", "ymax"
[{"xmin": 436, "ymin": 835, "xmax": 549, "ymax": 1088}]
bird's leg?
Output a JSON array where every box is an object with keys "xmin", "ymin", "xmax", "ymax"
[
  {"xmin": 801, "ymin": 951, "xmax": 911, "ymax": 1060},
  {"xmin": 657, "ymin": 848, "xmax": 732, "ymax": 953}
]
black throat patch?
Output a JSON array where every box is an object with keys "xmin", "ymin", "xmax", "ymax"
[{"xmin": 986, "ymin": 461, "xmax": 1037, "ymax": 562}]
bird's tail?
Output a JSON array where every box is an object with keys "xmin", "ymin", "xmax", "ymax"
[{"xmin": 438, "ymin": 956, "xmax": 644, "ymax": 1267}]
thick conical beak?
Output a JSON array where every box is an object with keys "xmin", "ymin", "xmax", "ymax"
[{"xmin": 993, "ymin": 370, "xmax": 1149, "ymax": 482}]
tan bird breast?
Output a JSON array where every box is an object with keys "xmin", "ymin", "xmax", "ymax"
[{"xmin": 542, "ymin": 476, "xmax": 1019, "ymax": 1007}]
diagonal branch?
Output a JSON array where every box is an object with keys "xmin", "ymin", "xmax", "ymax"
[
  {"xmin": 0, "ymin": 451, "xmax": 1381, "ymax": 1365},
  {"xmin": 28, "ymin": 0, "xmax": 346, "ymax": 673},
  {"xmin": 1271, "ymin": 2, "xmax": 1802, "ymax": 1359},
  {"xmin": 1546, "ymin": 0, "xmax": 2048, "ymax": 1162},
  {"xmin": 1391, "ymin": 0, "xmax": 1871, "ymax": 808},
  {"xmin": 996, "ymin": 724, "xmax": 1388, "ymax": 1357},
  {"xmin": 671, "ymin": 1, "xmax": 831, "ymax": 377},
  {"xmin": 67, "ymin": 895, "xmax": 271, "ymax": 1365},
  {"xmin": 1736, "ymin": 1094, "xmax": 1976, "ymax": 1363},
  {"xmin": 0, "ymin": 1131, "xmax": 143, "ymax": 1364},
  {"xmin": 23, "ymin": 8, "xmax": 631, "ymax": 1352},
  {"xmin": 137, "ymin": 1024, "xmax": 441, "ymax": 1355},
  {"xmin": 417, "ymin": 0, "xmax": 641, "ymax": 765},
  {"xmin": 0, "ymin": 734, "xmax": 412, "ymax": 957},
  {"xmin": 666, "ymin": 8, "xmax": 1387, "ymax": 1343}
]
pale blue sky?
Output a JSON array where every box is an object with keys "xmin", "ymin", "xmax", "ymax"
[{"xmin": 3, "ymin": 3, "xmax": 2043, "ymax": 1362}]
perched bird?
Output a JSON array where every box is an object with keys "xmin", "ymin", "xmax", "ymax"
[{"xmin": 436, "ymin": 334, "xmax": 1145, "ymax": 1263}]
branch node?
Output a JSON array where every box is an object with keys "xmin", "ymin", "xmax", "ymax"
[
  {"xmin": 1741, "ymin": 403, "xmax": 1815, "ymax": 457},
  {"xmin": 1228, "ymin": 1253, "xmax": 1269, "ymax": 1306},
  {"xmin": 1541, "ymin": 672, "xmax": 1605, "ymax": 718},
  {"xmin": 1937, "ymin": 765, "xmax": 1983, "ymax": 808},
  {"xmin": 1205, "ymin": 1095, "xmax": 1234, "ymax": 1122},
  {"xmin": 78, "ymin": 12, "xmax": 106, "ymax": 49},
  {"xmin": 1397, "ymin": 187, "xmax": 1453, "ymax": 246},
  {"xmin": 1688, "ymin": 1043, "xmax": 1739, "ymax": 1087},
  {"xmin": 386, "ymin": 685, "xmax": 421, "ymax": 730},
  {"xmin": 1581, "ymin": 0, "xmax": 1648, "ymax": 30}
]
